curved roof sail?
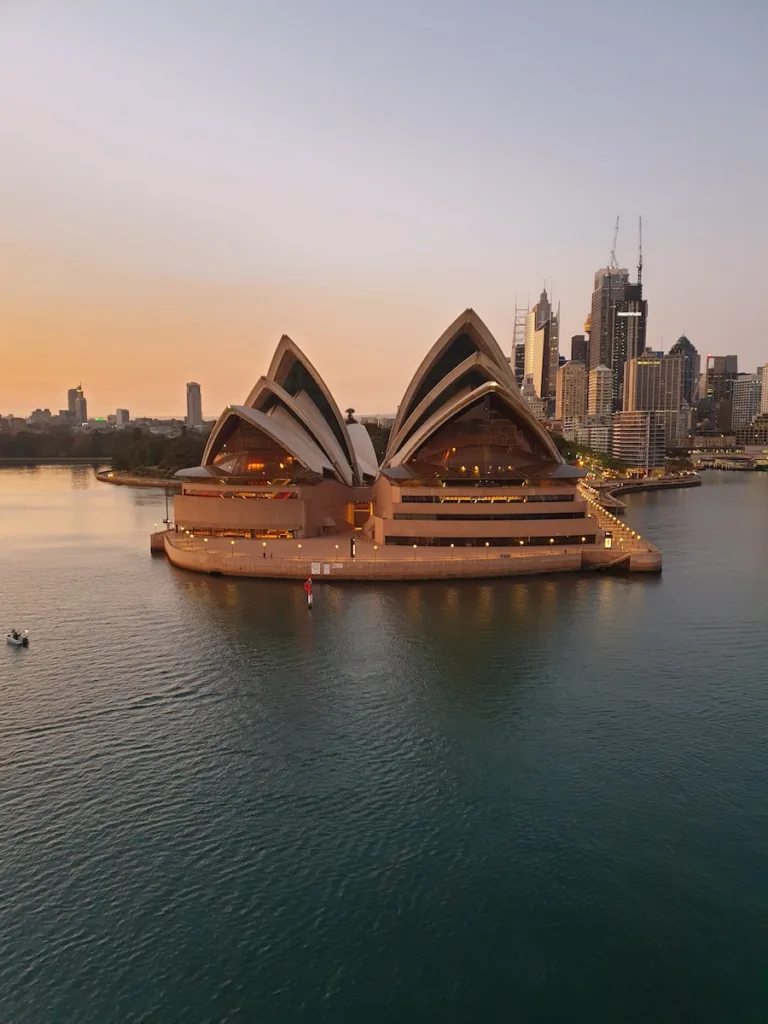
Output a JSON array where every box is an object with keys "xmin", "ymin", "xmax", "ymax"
[
  {"xmin": 266, "ymin": 335, "xmax": 361, "ymax": 481},
  {"xmin": 388, "ymin": 308, "xmax": 517, "ymax": 457}
]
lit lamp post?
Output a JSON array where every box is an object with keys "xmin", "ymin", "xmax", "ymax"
[
  {"xmin": 450, "ymin": 542, "xmax": 455, "ymax": 560},
  {"xmin": 374, "ymin": 544, "xmax": 378, "ymax": 562},
  {"xmin": 485, "ymin": 541, "xmax": 490, "ymax": 559}
]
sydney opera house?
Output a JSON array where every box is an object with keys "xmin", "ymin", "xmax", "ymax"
[{"xmin": 159, "ymin": 310, "xmax": 660, "ymax": 578}]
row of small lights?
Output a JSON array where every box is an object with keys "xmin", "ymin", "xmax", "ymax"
[{"xmin": 581, "ymin": 491, "xmax": 644, "ymax": 543}]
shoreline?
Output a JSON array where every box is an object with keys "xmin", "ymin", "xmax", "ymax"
[{"xmin": 97, "ymin": 470, "xmax": 181, "ymax": 490}]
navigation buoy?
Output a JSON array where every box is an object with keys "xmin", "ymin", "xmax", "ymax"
[{"xmin": 304, "ymin": 576, "xmax": 313, "ymax": 609}]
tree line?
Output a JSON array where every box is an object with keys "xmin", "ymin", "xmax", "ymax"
[{"xmin": 0, "ymin": 426, "xmax": 210, "ymax": 475}]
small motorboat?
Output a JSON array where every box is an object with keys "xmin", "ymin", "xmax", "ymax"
[{"xmin": 6, "ymin": 630, "xmax": 29, "ymax": 647}]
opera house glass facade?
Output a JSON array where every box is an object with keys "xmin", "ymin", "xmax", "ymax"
[{"xmin": 173, "ymin": 310, "xmax": 598, "ymax": 553}]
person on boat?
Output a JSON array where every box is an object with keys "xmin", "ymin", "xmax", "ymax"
[{"xmin": 11, "ymin": 629, "xmax": 19, "ymax": 640}]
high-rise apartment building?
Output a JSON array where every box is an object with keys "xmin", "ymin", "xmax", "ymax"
[
  {"xmin": 623, "ymin": 350, "xmax": 683, "ymax": 447},
  {"xmin": 731, "ymin": 375, "xmax": 761, "ymax": 429},
  {"xmin": 612, "ymin": 411, "xmax": 665, "ymax": 472},
  {"xmin": 588, "ymin": 365, "xmax": 613, "ymax": 417},
  {"xmin": 668, "ymin": 336, "xmax": 700, "ymax": 406},
  {"xmin": 523, "ymin": 289, "xmax": 559, "ymax": 403},
  {"xmin": 186, "ymin": 382, "xmax": 203, "ymax": 427},
  {"xmin": 116, "ymin": 408, "xmax": 130, "ymax": 427},
  {"xmin": 555, "ymin": 361, "xmax": 588, "ymax": 421},
  {"xmin": 570, "ymin": 334, "xmax": 588, "ymax": 364}
]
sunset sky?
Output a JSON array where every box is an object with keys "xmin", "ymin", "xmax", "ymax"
[{"xmin": 2, "ymin": 0, "xmax": 766, "ymax": 418}]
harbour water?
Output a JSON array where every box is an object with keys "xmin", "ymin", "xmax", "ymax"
[{"xmin": 1, "ymin": 466, "xmax": 766, "ymax": 1023}]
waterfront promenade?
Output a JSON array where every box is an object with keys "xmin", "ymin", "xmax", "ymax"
[{"xmin": 157, "ymin": 487, "xmax": 661, "ymax": 579}]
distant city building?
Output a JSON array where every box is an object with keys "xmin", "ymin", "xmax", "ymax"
[
  {"xmin": 668, "ymin": 336, "xmax": 700, "ymax": 406},
  {"xmin": 68, "ymin": 384, "xmax": 87, "ymax": 424},
  {"xmin": 116, "ymin": 408, "xmax": 130, "ymax": 427},
  {"xmin": 186, "ymin": 382, "xmax": 203, "ymax": 427},
  {"xmin": 570, "ymin": 334, "xmax": 588, "ymax": 364},
  {"xmin": 568, "ymin": 418, "xmax": 612, "ymax": 454},
  {"xmin": 588, "ymin": 264, "xmax": 647, "ymax": 409},
  {"xmin": 74, "ymin": 392, "xmax": 87, "ymax": 425},
  {"xmin": 623, "ymin": 350, "xmax": 683, "ymax": 447},
  {"xmin": 555, "ymin": 361, "xmax": 588, "ymax": 422},
  {"xmin": 28, "ymin": 408, "xmax": 52, "ymax": 424},
  {"xmin": 731, "ymin": 375, "xmax": 761, "ymax": 429},
  {"xmin": 704, "ymin": 355, "xmax": 738, "ymax": 430},
  {"xmin": 521, "ymin": 374, "xmax": 548, "ymax": 421},
  {"xmin": 512, "ymin": 342, "xmax": 525, "ymax": 386},
  {"xmin": 760, "ymin": 364, "xmax": 768, "ymax": 415},
  {"xmin": 589, "ymin": 267, "xmax": 629, "ymax": 370},
  {"xmin": 735, "ymin": 414, "xmax": 768, "ymax": 446},
  {"xmin": 523, "ymin": 289, "xmax": 559, "ymax": 403},
  {"xmin": 67, "ymin": 387, "xmax": 80, "ymax": 418},
  {"xmin": 612, "ymin": 411, "xmax": 665, "ymax": 472},
  {"xmin": 588, "ymin": 365, "xmax": 613, "ymax": 417}
]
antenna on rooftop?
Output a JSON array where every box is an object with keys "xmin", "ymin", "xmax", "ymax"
[
  {"xmin": 610, "ymin": 216, "xmax": 620, "ymax": 271},
  {"xmin": 637, "ymin": 215, "xmax": 643, "ymax": 286}
]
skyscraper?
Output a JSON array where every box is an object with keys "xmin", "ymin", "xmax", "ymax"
[
  {"xmin": 588, "ymin": 246, "xmax": 647, "ymax": 411},
  {"xmin": 555, "ymin": 361, "xmax": 587, "ymax": 422},
  {"xmin": 588, "ymin": 267, "xmax": 629, "ymax": 371},
  {"xmin": 186, "ymin": 382, "xmax": 203, "ymax": 427},
  {"xmin": 624, "ymin": 350, "xmax": 683, "ymax": 446},
  {"xmin": 588, "ymin": 365, "xmax": 613, "ymax": 417},
  {"xmin": 668, "ymin": 336, "xmax": 700, "ymax": 406},
  {"xmin": 570, "ymin": 334, "xmax": 587, "ymax": 364},
  {"xmin": 761, "ymin": 364, "xmax": 768, "ymax": 415},
  {"xmin": 67, "ymin": 387, "xmax": 80, "ymax": 418},
  {"xmin": 611, "ymin": 282, "xmax": 648, "ymax": 409},
  {"xmin": 731, "ymin": 375, "xmax": 761, "ymax": 429},
  {"xmin": 69, "ymin": 385, "xmax": 87, "ymax": 424},
  {"xmin": 523, "ymin": 288, "xmax": 559, "ymax": 403},
  {"xmin": 705, "ymin": 355, "xmax": 738, "ymax": 430}
]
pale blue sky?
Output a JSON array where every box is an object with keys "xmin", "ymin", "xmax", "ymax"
[{"xmin": 2, "ymin": 0, "xmax": 766, "ymax": 415}]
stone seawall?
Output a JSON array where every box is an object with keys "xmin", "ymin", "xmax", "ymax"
[{"xmin": 157, "ymin": 531, "xmax": 661, "ymax": 581}]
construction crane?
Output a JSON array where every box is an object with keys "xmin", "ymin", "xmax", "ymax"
[
  {"xmin": 637, "ymin": 215, "xmax": 643, "ymax": 285},
  {"xmin": 610, "ymin": 215, "xmax": 620, "ymax": 270}
]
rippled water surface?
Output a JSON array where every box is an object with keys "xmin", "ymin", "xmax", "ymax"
[{"xmin": 1, "ymin": 466, "xmax": 766, "ymax": 1023}]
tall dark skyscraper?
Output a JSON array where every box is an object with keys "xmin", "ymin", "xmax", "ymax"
[
  {"xmin": 611, "ymin": 282, "xmax": 648, "ymax": 409},
  {"xmin": 668, "ymin": 336, "xmax": 700, "ymax": 406},
  {"xmin": 588, "ymin": 267, "xmax": 647, "ymax": 410},
  {"xmin": 571, "ymin": 334, "xmax": 587, "ymax": 364},
  {"xmin": 704, "ymin": 355, "xmax": 737, "ymax": 430},
  {"xmin": 588, "ymin": 267, "xmax": 629, "ymax": 371}
]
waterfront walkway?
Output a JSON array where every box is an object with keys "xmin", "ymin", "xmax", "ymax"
[{"xmin": 158, "ymin": 503, "xmax": 661, "ymax": 579}]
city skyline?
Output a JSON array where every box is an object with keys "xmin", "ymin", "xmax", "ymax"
[{"xmin": 2, "ymin": 0, "xmax": 767, "ymax": 416}]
